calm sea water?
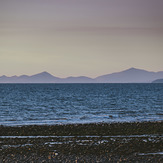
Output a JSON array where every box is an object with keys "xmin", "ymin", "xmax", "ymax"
[{"xmin": 0, "ymin": 84, "xmax": 163, "ymax": 126}]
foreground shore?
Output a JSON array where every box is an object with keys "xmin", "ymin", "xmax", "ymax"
[{"xmin": 0, "ymin": 121, "xmax": 163, "ymax": 162}]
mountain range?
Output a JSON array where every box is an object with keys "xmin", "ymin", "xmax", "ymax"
[
  {"xmin": 0, "ymin": 68, "xmax": 163, "ymax": 83},
  {"xmin": 152, "ymin": 79, "xmax": 163, "ymax": 83}
]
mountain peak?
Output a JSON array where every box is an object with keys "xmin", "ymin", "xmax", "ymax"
[
  {"xmin": 126, "ymin": 67, "xmax": 140, "ymax": 71},
  {"xmin": 123, "ymin": 67, "xmax": 148, "ymax": 73},
  {"xmin": 34, "ymin": 71, "xmax": 53, "ymax": 77},
  {"xmin": 40, "ymin": 71, "xmax": 51, "ymax": 75},
  {"xmin": 0, "ymin": 75, "xmax": 7, "ymax": 78},
  {"xmin": 128, "ymin": 67, "xmax": 137, "ymax": 70}
]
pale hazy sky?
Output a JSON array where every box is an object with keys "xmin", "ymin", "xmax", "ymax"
[{"xmin": 0, "ymin": 0, "xmax": 163, "ymax": 77}]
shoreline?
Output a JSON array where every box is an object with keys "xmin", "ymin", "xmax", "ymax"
[
  {"xmin": 0, "ymin": 121, "xmax": 163, "ymax": 162},
  {"xmin": 1, "ymin": 121, "xmax": 163, "ymax": 136}
]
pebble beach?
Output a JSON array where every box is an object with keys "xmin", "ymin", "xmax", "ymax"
[{"xmin": 0, "ymin": 121, "xmax": 163, "ymax": 162}]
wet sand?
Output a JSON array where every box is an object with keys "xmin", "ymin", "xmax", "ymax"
[{"xmin": 0, "ymin": 121, "xmax": 163, "ymax": 162}]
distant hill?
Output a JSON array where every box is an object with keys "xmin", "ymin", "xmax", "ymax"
[
  {"xmin": 0, "ymin": 68, "xmax": 163, "ymax": 83},
  {"xmin": 95, "ymin": 68, "xmax": 163, "ymax": 83},
  {"xmin": 0, "ymin": 72, "xmax": 60, "ymax": 83},
  {"xmin": 0, "ymin": 72, "xmax": 95, "ymax": 83},
  {"xmin": 152, "ymin": 79, "xmax": 163, "ymax": 83}
]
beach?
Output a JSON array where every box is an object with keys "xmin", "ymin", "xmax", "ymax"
[{"xmin": 0, "ymin": 121, "xmax": 163, "ymax": 162}]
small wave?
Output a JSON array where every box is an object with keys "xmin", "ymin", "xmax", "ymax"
[
  {"xmin": 138, "ymin": 152, "xmax": 163, "ymax": 156},
  {"xmin": 80, "ymin": 116, "xmax": 89, "ymax": 120},
  {"xmin": 156, "ymin": 113, "xmax": 163, "ymax": 116},
  {"xmin": 53, "ymin": 118, "xmax": 68, "ymax": 120},
  {"xmin": 2, "ymin": 144, "xmax": 33, "ymax": 149},
  {"xmin": 0, "ymin": 134, "xmax": 162, "ymax": 139}
]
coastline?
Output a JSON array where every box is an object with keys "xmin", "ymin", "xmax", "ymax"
[
  {"xmin": 0, "ymin": 121, "xmax": 163, "ymax": 162},
  {"xmin": 1, "ymin": 121, "xmax": 163, "ymax": 136}
]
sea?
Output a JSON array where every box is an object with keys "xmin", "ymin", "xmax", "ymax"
[{"xmin": 0, "ymin": 84, "xmax": 163, "ymax": 126}]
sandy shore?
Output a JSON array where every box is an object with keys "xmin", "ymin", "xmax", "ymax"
[{"xmin": 0, "ymin": 121, "xmax": 163, "ymax": 162}]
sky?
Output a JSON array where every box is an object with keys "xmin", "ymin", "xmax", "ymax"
[{"xmin": 0, "ymin": 0, "xmax": 163, "ymax": 77}]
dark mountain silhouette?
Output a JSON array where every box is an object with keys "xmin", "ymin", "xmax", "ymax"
[
  {"xmin": 0, "ymin": 72, "xmax": 60, "ymax": 83},
  {"xmin": 27, "ymin": 72, "xmax": 60, "ymax": 83},
  {"xmin": 152, "ymin": 79, "xmax": 163, "ymax": 83},
  {"xmin": 0, "ymin": 72, "xmax": 94, "ymax": 83},
  {"xmin": 0, "ymin": 68, "xmax": 163, "ymax": 83},
  {"xmin": 95, "ymin": 68, "xmax": 163, "ymax": 83}
]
